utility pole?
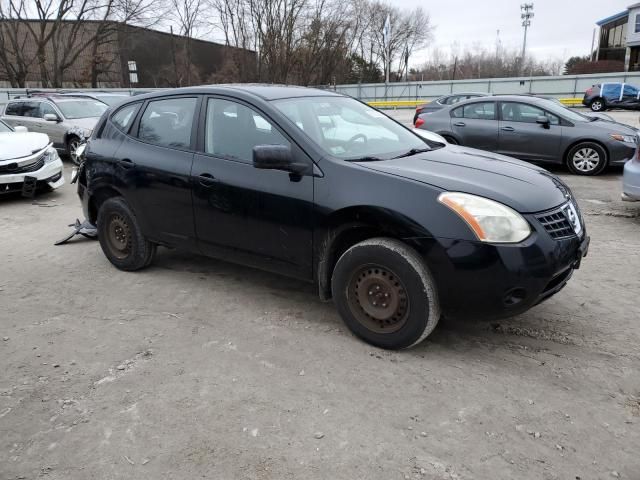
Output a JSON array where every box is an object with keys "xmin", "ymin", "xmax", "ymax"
[{"xmin": 520, "ymin": 3, "xmax": 534, "ymax": 62}]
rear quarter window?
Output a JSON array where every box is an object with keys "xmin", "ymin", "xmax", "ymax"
[{"xmin": 4, "ymin": 102, "xmax": 24, "ymax": 116}]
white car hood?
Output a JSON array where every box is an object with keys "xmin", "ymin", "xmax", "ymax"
[{"xmin": 0, "ymin": 132, "xmax": 50, "ymax": 161}]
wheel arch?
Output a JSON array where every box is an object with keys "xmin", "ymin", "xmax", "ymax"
[
  {"xmin": 87, "ymin": 185, "xmax": 123, "ymax": 225},
  {"xmin": 316, "ymin": 205, "xmax": 431, "ymax": 301}
]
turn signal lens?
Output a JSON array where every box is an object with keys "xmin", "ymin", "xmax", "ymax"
[{"xmin": 438, "ymin": 192, "xmax": 531, "ymax": 243}]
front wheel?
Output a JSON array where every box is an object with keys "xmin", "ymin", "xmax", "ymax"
[
  {"xmin": 331, "ymin": 238, "xmax": 440, "ymax": 350},
  {"xmin": 566, "ymin": 142, "xmax": 607, "ymax": 175},
  {"xmin": 97, "ymin": 197, "xmax": 156, "ymax": 271},
  {"xmin": 590, "ymin": 98, "xmax": 605, "ymax": 112},
  {"xmin": 66, "ymin": 136, "xmax": 82, "ymax": 165}
]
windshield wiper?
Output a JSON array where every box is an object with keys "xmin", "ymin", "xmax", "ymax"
[
  {"xmin": 392, "ymin": 148, "xmax": 431, "ymax": 159},
  {"xmin": 344, "ymin": 156, "xmax": 384, "ymax": 162}
]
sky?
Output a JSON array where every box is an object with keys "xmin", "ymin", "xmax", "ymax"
[{"xmin": 388, "ymin": 0, "xmax": 631, "ymax": 67}]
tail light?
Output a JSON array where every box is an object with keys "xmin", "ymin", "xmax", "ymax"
[
  {"xmin": 415, "ymin": 117, "xmax": 425, "ymax": 128},
  {"xmin": 585, "ymin": 87, "xmax": 593, "ymax": 95}
]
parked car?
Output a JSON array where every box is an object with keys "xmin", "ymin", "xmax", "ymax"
[
  {"xmin": 582, "ymin": 83, "xmax": 640, "ymax": 112},
  {"xmin": 0, "ymin": 119, "xmax": 64, "ymax": 195},
  {"xmin": 78, "ymin": 85, "xmax": 588, "ymax": 349},
  {"xmin": 417, "ymin": 95, "xmax": 638, "ymax": 175},
  {"xmin": 413, "ymin": 92, "xmax": 489, "ymax": 125},
  {"xmin": 622, "ymin": 154, "xmax": 640, "ymax": 201},
  {"xmin": 1, "ymin": 95, "xmax": 108, "ymax": 164}
]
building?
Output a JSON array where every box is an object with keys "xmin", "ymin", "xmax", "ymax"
[
  {"xmin": 596, "ymin": 3, "xmax": 640, "ymax": 71},
  {"xmin": 0, "ymin": 21, "xmax": 256, "ymax": 88}
]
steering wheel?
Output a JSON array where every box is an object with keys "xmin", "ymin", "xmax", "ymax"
[{"xmin": 346, "ymin": 133, "xmax": 368, "ymax": 151}]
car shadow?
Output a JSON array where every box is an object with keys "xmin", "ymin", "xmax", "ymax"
[{"xmin": 148, "ymin": 247, "xmax": 576, "ymax": 357}]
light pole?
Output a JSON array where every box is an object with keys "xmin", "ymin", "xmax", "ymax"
[{"xmin": 521, "ymin": 3, "xmax": 534, "ymax": 63}]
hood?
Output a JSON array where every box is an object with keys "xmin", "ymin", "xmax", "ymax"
[
  {"xmin": 67, "ymin": 117, "xmax": 100, "ymax": 132},
  {"xmin": 584, "ymin": 118, "xmax": 638, "ymax": 134},
  {"xmin": 0, "ymin": 132, "xmax": 50, "ymax": 161},
  {"xmin": 358, "ymin": 145, "xmax": 571, "ymax": 213}
]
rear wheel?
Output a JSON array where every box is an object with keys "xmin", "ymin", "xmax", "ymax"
[
  {"xmin": 442, "ymin": 135, "xmax": 459, "ymax": 145},
  {"xmin": 590, "ymin": 97, "xmax": 605, "ymax": 112},
  {"xmin": 566, "ymin": 142, "xmax": 607, "ymax": 176},
  {"xmin": 97, "ymin": 197, "xmax": 156, "ymax": 271},
  {"xmin": 331, "ymin": 238, "xmax": 440, "ymax": 350}
]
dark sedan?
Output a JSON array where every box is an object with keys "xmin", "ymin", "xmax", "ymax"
[
  {"xmin": 413, "ymin": 92, "xmax": 488, "ymax": 125},
  {"xmin": 77, "ymin": 86, "xmax": 588, "ymax": 349},
  {"xmin": 417, "ymin": 95, "xmax": 638, "ymax": 175}
]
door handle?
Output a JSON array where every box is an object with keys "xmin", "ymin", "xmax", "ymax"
[
  {"xmin": 453, "ymin": 122, "xmax": 466, "ymax": 127},
  {"xmin": 118, "ymin": 158, "xmax": 135, "ymax": 169},
  {"xmin": 197, "ymin": 173, "xmax": 218, "ymax": 186},
  {"xmin": 501, "ymin": 126, "xmax": 515, "ymax": 132}
]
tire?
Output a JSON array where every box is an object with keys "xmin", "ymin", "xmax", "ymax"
[
  {"xmin": 566, "ymin": 142, "xmax": 608, "ymax": 176},
  {"xmin": 66, "ymin": 136, "xmax": 82, "ymax": 165},
  {"xmin": 331, "ymin": 238, "xmax": 440, "ymax": 350},
  {"xmin": 442, "ymin": 135, "xmax": 459, "ymax": 145},
  {"xmin": 97, "ymin": 197, "xmax": 156, "ymax": 271},
  {"xmin": 590, "ymin": 98, "xmax": 605, "ymax": 112}
]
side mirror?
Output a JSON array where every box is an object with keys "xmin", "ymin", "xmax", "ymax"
[
  {"xmin": 536, "ymin": 115, "xmax": 551, "ymax": 128},
  {"xmin": 253, "ymin": 145, "xmax": 307, "ymax": 174},
  {"xmin": 13, "ymin": 125, "xmax": 28, "ymax": 132},
  {"xmin": 43, "ymin": 113, "xmax": 60, "ymax": 122}
]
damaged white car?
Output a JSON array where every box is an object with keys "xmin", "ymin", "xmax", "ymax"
[{"xmin": 0, "ymin": 119, "xmax": 64, "ymax": 196}]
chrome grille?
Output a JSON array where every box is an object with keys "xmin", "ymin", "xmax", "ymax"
[
  {"xmin": 0, "ymin": 154, "xmax": 45, "ymax": 174},
  {"xmin": 536, "ymin": 205, "xmax": 575, "ymax": 240}
]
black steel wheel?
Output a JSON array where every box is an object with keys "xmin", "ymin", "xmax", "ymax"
[
  {"xmin": 97, "ymin": 197, "xmax": 156, "ymax": 271},
  {"xmin": 332, "ymin": 238, "xmax": 440, "ymax": 350}
]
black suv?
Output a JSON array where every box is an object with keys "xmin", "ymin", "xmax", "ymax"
[
  {"xmin": 582, "ymin": 82, "xmax": 640, "ymax": 112},
  {"xmin": 78, "ymin": 85, "xmax": 589, "ymax": 349}
]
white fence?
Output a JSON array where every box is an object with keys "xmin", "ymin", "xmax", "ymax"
[{"xmin": 322, "ymin": 71, "xmax": 640, "ymax": 101}]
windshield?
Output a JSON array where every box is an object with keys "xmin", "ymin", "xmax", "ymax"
[
  {"xmin": 56, "ymin": 100, "xmax": 108, "ymax": 119},
  {"xmin": 0, "ymin": 120, "xmax": 12, "ymax": 133},
  {"xmin": 272, "ymin": 96, "xmax": 427, "ymax": 160}
]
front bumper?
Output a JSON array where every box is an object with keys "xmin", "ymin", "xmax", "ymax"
[
  {"xmin": 0, "ymin": 158, "xmax": 65, "ymax": 194},
  {"xmin": 409, "ymin": 219, "xmax": 589, "ymax": 320},
  {"xmin": 622, "ymin": 159, "xmax": 640, "ymax": 201},
  {"xmin": 609, "ymin": 141, "xmax": 637, "ymax": 166}
]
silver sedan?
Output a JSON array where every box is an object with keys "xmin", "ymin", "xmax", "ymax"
[{"xmin": 416, "ymin": 95, "xmax": 639, "ymax": 175}]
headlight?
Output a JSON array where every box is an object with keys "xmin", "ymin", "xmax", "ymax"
[
  {"xmin": 438, "ymin": 192, "xmax": 531, "ymax": 243},
  {"xmin": 610, "ymin": 133, "xmax": 636, "ymax": 143},
  {"xmin": 43, "ymin": 146, "xmax": 59, "ymax": 164}
]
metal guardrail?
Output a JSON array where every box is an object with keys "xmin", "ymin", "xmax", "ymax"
[{"xmin": 367, "ymin": 98, "xmax": 584, "ymax": 109}]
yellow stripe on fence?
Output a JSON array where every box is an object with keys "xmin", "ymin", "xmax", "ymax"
[{"xmin": 367, "ymin": 98, "xmax": 583, "ymax": 108}]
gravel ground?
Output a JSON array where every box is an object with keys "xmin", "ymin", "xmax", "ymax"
[{"xmin": 1, "ymin": 110, "xmax": 639, "ymax": 480}]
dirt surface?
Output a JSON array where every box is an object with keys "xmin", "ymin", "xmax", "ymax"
[{"xmin": 1, "ymin": 111, "xmax": 640, "ymax": 480}]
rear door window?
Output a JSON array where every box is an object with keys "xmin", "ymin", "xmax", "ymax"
[
  {"xmin": 21, "ymin": 102, "xmax": 40, "ymax": 118},
  {"xmin": 462, "ymin": 102, "xmax": 496, "ymax": 120},
  {"xmin": 137, "ymin": 97, "xmax": 197, "ymax": 149}
]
